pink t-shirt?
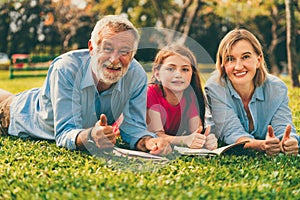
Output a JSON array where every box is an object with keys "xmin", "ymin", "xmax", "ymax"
[{"xmin": 147, "ymin": 84, "xmax": 199, "ymax": 136}]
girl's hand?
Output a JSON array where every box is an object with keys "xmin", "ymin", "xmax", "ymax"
[
  {"xmin": 203, "ymin": 126, "xmax": 218, "ymax": 150},
  {"xmin": 184, "ymin": 126, "xmax": 206, "ymax": 149},
  {"xmin": 136, "ymin": 137, "xmax": 172, "ymax": 155}
]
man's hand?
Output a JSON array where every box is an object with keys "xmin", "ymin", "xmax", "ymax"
[
  {"xmin": 265, "ymin": 125, "xmax": 281, "ymax": 156},
  {"xmin": 280, "ymin": 124, "xmax": 299, "ymax": 155},
  {"xmin": 136, "ymin": 137, "xmax": 172, "ymax": 155},
  {"xmin": 91, "ymin": 114, "xmax": 118, "ymax": 149}
]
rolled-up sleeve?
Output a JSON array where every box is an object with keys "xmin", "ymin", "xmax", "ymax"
[
  {"xmin": 49, "ymin": 60, "xmax": 84, "ymax": 150},
  {"xmin": 119, "ymin": 65, "xmax": 157, "ymax": 149}
]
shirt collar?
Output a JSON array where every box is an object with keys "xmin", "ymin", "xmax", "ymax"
[
  {"xmin": 226, "ymin": 77, "xmax": 264, "ymax": 101},
  {"xmin": 81, "ymin": 58, "xmax": 124, "ymax": 94},
  {"xmin": 81, "ymin": 57, "xmax": 95, "ymax": 89},
  {"xmin": 100, "ymin": 81, "xmax": 122, "ymax": 95},
  {"xmin": 253, "ymin": 85, "xmax": 264, "ymax": 101}
]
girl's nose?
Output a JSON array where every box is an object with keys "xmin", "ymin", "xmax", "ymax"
[{"xmin": 174, "ymin": 69, "xmax": 182, "ymax": 77}]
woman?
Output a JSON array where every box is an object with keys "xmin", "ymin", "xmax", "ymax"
[{"xmin": 205, "ymin": 29, "xmax": 299, "ymax": 155}]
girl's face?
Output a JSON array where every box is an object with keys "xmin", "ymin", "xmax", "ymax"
[
  {"xmin": 155, "ymin": 54, "xmax": 193, "ymax": 94},
  {"xmin": 223, "ymin": 39, "xmax": 261, "ymax": 89}
]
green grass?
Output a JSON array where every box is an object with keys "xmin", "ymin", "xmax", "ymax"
[{"xmin": 0, "ymin": 70, "xmax": 300, "ymax": 200}]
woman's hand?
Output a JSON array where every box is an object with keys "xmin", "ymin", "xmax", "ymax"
[
  {"xmin": 264, "ymin": 125, "xmax": 281, "ymax": 156},
  {"xmin": 280, "ymin": 125, "xmax": 299, "ymax": 155}
]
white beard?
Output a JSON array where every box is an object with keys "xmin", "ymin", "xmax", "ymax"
[{"xmin": 90, "ymin": 54, "xmax": 129, "ymax": 85}]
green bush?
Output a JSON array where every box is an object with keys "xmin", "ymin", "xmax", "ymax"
[{"xmin": 30, "ymin": 55, "xmax": 57, "ymax": 63}]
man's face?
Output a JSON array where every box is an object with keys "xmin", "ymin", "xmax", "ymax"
[{"xmin": 90, "ymin": 29, "xmax": 135, "ymax": 86}]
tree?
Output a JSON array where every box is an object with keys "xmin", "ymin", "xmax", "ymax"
[
  {"xmin": 0, "ymin": 2, "xmax": 11, "ymax": 53},
  {"xmin": 150, "ymin": 0, "xmax": 204, "ymax": 45},
  {"xmin": 49, "ymin": 0, "xmax": 94, "ymax": 52},
  {"xmin": 92, "ymin": 0, "xmax": 205, "ymax": 46},
  {"xmin": 285, "ymin": 0, "xmax": 300, "ymax": 87},
  {"xmin": 214, "ymin": 0, "xmax": 287, "ymax": 74},
  {"xmin": 7, "ymin": 0, "xmax": 45, "ymax": 55}
]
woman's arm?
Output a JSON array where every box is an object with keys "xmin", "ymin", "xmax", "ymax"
[{"xmin": 236, "ymin": 125, "xmax": 282, "ymax": 155}]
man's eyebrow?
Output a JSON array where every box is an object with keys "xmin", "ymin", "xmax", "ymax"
[
  {"xmin": 121, "ymin": 46, "xmax": 132, "ymax": 50},
  {"xmin": 102, "ymin": 41, "xmax": 112, "ymax": 46},
  {"xmin": 101, "ymin": 41, "xmax": 132, "ymax": 50}
]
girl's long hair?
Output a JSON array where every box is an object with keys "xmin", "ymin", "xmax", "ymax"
[{"xmin": 151, "ymin": 44, "xmax": 206, "ymax": 126}]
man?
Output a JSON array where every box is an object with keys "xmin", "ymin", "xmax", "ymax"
[{"xmin": 0, "ymin": 15, "xmax": 171, "ymax": 155}]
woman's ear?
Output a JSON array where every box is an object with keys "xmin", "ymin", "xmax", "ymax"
[{"xmin": 256, "ymin": 54, "xmax": 262, "ymax": 68}]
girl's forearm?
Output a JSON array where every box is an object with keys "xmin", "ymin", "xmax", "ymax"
[{"xmin": 156, "ymin": 131, "xmax": 188, "ymax": 146}]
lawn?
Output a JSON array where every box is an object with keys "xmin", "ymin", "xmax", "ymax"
[{"xmin": 0, "ymin": 70, "xmax": 299, "ymax": 200}]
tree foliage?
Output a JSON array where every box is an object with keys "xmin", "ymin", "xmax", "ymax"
[{"xmin": 0, "ymin": 0, "xmax": 299, "ymax": 85}]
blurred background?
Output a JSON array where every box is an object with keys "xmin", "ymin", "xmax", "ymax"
[{"xmin": 0, "ymin": 0, "xmax": 299, "ymax": 85}]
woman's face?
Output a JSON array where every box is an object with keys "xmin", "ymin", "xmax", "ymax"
[
  {"xmin": 155, "ymin": 54, "xmax": 193, "ymax": 94},
  {"xmin": 223, "ymin": 39, "xmax": 261, "ymax": 89}
]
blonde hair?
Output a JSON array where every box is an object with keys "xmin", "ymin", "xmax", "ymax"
[
  {"xmin": 90, "ymin": 15, "xmax": 140, "ymax": 55},
  {"xmin": 216, "ymin": 28, "xmax": 268, "ymax": 87}
]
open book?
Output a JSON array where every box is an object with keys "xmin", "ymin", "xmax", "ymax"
[
  {"xmin": 174, "ymin": 140, "xmax": 250, "ymax": 156},
  {"xmin": 113, "ymin": 147, "xmax": 169, "ymax": 161}
]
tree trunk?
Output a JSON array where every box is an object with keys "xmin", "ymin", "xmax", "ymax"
[
  {"xmin": 268, "ymin": 6, "xmax": 281, "ymax": 75},
  {"xmin": 177, "ymin": 0, "xmax": 202, "ymax": 45},
  {"xmin": 151, "ymin": 0, "xmax": 202, "ymax": 46},
  {"xmin": 285, "ymin": 0, "xmax": 300, "ymax": 87},
  {"xmin": 150, "ymin": 0, "xmax": 166, "ymax": 27},
  {"xmin": 166, "ymin": 0, "xmax": 193, "ymax": 44}
]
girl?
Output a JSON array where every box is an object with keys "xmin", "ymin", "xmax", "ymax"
[{"xmin": 147, "ymin": 44, "xmax": 217, "ymax": 150}]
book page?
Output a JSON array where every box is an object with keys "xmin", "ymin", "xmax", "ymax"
[
  {"xmin": 174, "ymin": 140, "xmax": 250, "ymax": 156},
  {"xmin": 173, "ymin": 146, "xmax": 218, "ymax": 156},
  {"xmin": 113, "ymin": 147, "xmax": 169, "ymax": 161},
  {"xmin": 211, "ymin": 142, "xmax": 241, "ymax": 155}
]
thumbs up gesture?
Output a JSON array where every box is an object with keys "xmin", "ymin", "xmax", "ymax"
[
  {"xmin": 99, "ymin": 113, "xmax": 108, "ymax": 126},
  {"xmin": 280, "ymin": 124, "xmax": 299, "ymax": 155},
  {"xmin": 203, "ymin": 126, "xmax": 218, "ymax": 150},
  {"xmin": 185, "ymin": 126, "xmax": 206, "ymax": 149},
  {"xmin": 92, "ymin": 114, "xmax": 118, "ymax": 149},
  {"xmin": 265, "ymin": 125, "xmax": 281, "ymax": 155}
]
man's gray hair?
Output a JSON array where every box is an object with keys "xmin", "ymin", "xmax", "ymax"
[{"xmin": 90, "ymin": 15, "xmax": 140, "ymax": 53}]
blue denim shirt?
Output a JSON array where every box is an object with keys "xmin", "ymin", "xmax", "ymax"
[
  {"xmin": 9, "ymin": 49, "xmax": 156, "ymax": 150},
  {"xmin": 205, "ymin": 71, "xmax": 300, "ymax": 147}
]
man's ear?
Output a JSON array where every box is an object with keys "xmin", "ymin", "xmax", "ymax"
[{"xmin": 88, "ymin": 40, "xmax": 94, "ymax": 55}]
